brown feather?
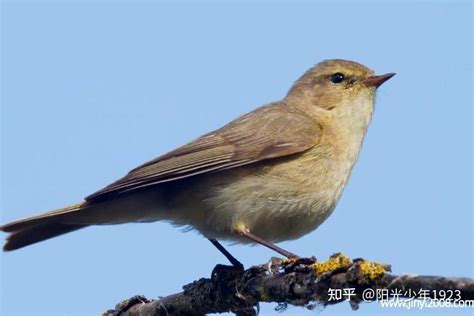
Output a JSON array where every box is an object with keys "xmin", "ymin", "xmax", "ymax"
[
  {"xmin": 1, "ymin": 202, "xmax": 86, "ymax": 232},
  {"xmin": 86, "ymin": 103, "xmax": 321, "ymax": 201},
  {"xmin": 3, "ymin": 223, "xmax": 86, "ymax": 251}
]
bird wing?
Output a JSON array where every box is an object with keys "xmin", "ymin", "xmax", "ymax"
[{"xmin": 86, "ymin": 103, "xmax": 321, "ymax": 201}]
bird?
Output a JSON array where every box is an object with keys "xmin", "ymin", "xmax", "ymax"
[{"xmin": 1, "ymin": 59, "xmax": 394, "ymax": 268}]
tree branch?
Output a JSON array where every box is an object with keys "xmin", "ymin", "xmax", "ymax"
[{"xmin": 104, "ymin": 254, "xmax": 474, "ymax": 315}]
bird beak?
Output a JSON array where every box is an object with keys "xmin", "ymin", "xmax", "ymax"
[{"xmin": 363, "ymin": 73, "xmax": 396, "ymax": 88}]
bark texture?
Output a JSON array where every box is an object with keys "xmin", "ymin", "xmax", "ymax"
[{"xmin": 104, "ymin": 254, "xmax": 474, "ymax": 315}]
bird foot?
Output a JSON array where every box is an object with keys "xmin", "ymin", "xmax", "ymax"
[{"xmin": 265, "ymin": 256, "xmax": 317, "ymax": 274}]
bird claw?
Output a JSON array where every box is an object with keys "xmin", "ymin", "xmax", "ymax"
[
  {"xmin": 266, "ymin": 257, "xmax": 285, "ymax": 273},
  {"xmin": 265, "ymin": 256, "xmax": 317, "ymax": 274}
]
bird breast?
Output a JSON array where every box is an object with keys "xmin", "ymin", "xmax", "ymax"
[{"xmin": 170, "ymin": 96, "xmax": 374, "ymax": 243}]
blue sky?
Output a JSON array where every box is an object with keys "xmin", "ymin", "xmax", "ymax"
[{"xmin": 1, "ymin": 1, "xmax": 472, "ymax": 315}]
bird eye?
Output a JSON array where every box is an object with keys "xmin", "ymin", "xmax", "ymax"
[{"xmin": 330, "ymin": 73, "xmax": 345, "ymax": 84}]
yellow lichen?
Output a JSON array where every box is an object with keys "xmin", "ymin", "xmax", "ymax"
[
  {"xmin": 260, "ymin": 291, "xmax": 270, "ymax": 301},
  {"xmin": 357, "ymin": 260, "xmax": 390, "ymax": 280},
  {"xmin": 313, "ymin": 253, "xmax": 352, "ymax": 275}
]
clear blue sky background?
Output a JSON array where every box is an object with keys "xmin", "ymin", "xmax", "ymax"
[{"xmin": 1, "ymin": 1, "xmax": 472, "ymax": 315}]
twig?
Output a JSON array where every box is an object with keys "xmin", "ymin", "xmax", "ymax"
[{"xmin": 104, "ymin": 254, "xmax": 474, "ymax": 315}]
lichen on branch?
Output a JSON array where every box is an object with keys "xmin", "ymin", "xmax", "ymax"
[{"xmin": 104, "ymin": 253, "xmax": 474, "ymax": 316}]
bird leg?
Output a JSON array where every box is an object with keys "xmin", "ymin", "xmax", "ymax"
[
  {"xmin": 237, "ymin": 228, "xmax": 299, "ymax": 259},
  {"xmin": 208, "ymin": 238, "xmax": 244, "ymax": 270}
]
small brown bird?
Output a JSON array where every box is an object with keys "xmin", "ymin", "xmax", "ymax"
[{"xmin": 1, "ymin": 59, "xmax": 394, "ymax": 267}]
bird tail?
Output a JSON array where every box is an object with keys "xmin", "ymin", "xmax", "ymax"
[{"xmin": 1, "ymin": 202, "xmax": 89, "ymax": 251}]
